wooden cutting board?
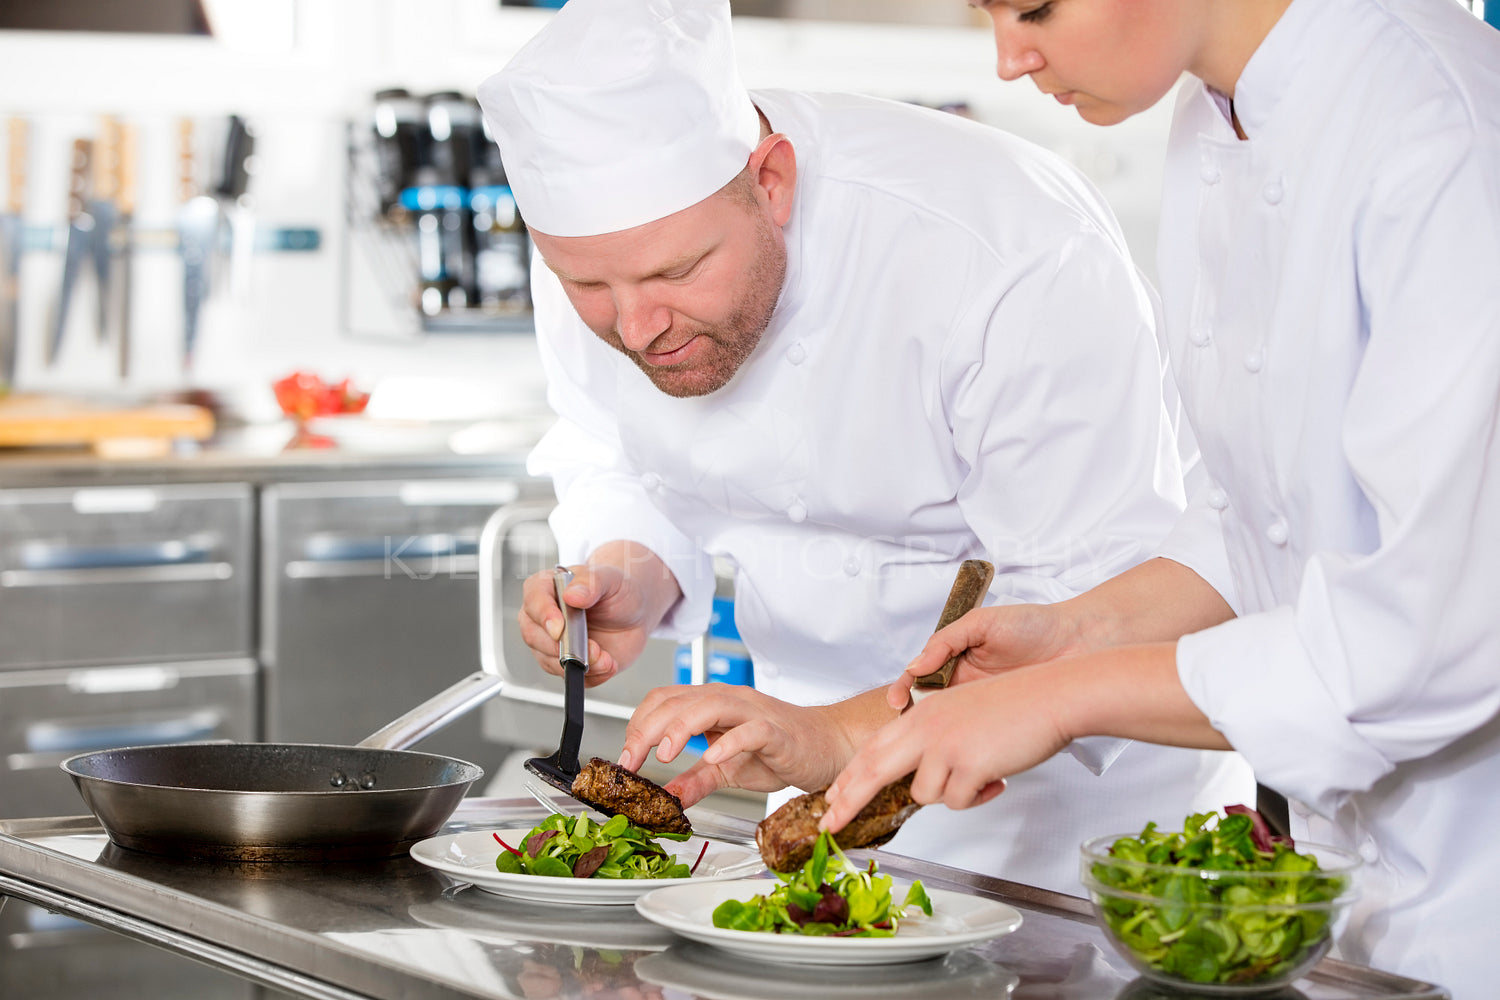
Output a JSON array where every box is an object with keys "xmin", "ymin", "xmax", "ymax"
[{"xmin": 0, "ymin": 394, "xmax": 215, "ymax": 455}]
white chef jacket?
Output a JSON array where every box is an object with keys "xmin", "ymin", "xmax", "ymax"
[
  {"xmin": 530, "ymin": 88, "xmax": 1253, "ymax": 896},
  {"xmin": 1156, "ymin": 0, "xmax": 1500, "ymax": 993}
]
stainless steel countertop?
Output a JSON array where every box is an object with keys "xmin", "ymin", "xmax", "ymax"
[
  {"xmin": 0, "ymin": 799, "xmax": 1447, "ymax": 1000},
  {"xmin": 0, "ymin": 426, "xmax": 536, "ymax": 488}
]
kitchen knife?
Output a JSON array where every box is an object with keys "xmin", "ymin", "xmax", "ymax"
[
  {"xmin": 87, "ymin": 117, "xmax": 121, "ymax": 344},
  {"xmin": 114, "ymin": 122, "xmax": 136, "ymax": 379},
  {"xmin": 524, "ymin": 566, "xmax": 590, "ymax": 795},
  {"xmin": 213, "ymin": 115, "xmax": 256, "ymax": 298},
  {"xmin": 177, "ymin": 119, "xmax": 217, "ymax": 371},
  {"xmin": 47, "ymin": 138, "xmax": 94, "ymax": 367},
  {"xmin": 907, "ymin": 558, "xmax": 995, "ymax": 705},
  {"xmin": 0, "ymin": 118, "xmax": 26, "ymax": 389}
]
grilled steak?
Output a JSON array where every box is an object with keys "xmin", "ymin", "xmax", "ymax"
[
  {"xmin": 570, "ymin": 757, "xmax": 692, "ymax": 835},
  {"xmin": 755, "ymin": 774, "xmax": 920, "ymax": 872}
]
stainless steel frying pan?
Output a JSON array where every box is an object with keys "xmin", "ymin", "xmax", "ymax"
[{"xmin": 56, "ymin": 510, "xmax": 537, "ymax": 863}]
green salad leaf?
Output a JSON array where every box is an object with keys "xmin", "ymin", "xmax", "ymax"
[
  {"xmin": 493, "ymin": 812, "xmax": 694, "ymax": 880},
  {"xmin": 1089, "ymin": 809, "xmax": 1352, "ymax": 986},
  {"xmin": 712, "ymin": 830, "xmax": 931, "ymax": 937}
]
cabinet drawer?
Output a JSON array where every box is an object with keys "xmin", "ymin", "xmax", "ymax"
[
  {"xmin": 0, "ymin": 484, "xmax": 253, "ymax": 668},
  {"xmin": 0, "ymin": 658, "xmax": 257, "ymax": 818},
  {"xmin": 261, "ymin": 479, "xmax": 540, "ymax": 766}
]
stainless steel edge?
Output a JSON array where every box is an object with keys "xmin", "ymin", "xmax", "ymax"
[
  {"xmin": 0, "ymin": 805, "xmax": 1451, "ymax": 1000},
  {"xmin": 0, "ymin": 874, "xmax": 372, "ymax": 1000}
]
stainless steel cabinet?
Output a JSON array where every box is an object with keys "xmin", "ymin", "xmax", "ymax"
[
  {"xmin": 0, "ymin": 484, "xmax": 254, "ymax": 668},
  {"xmin": 0, "ymin": 659, "xmax": 255, "ymax": 818},
  {"xmin": 0, "ymin": 483, "xmax": 256, "ymax": 821},
  {"xmin": 260, "ymin": 478, "xmax": 541, "ymax": 768}
]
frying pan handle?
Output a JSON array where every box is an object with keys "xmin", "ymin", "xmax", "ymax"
[{"xmin": 357, "ymin": 670, "xmax": 505, "ymax": 750}]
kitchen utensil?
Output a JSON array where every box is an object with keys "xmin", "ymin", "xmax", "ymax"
[
  {"xmin": 0, "ymin": 117, "xmax": 26, "ymax": 388},
  {"xmin": 88, "ymin": 116, "xmax": 121, "ymax": 343},
  {"xmin": 524, "ymin": 565, "xmax": 590, "ymax": 796},
  {"xmin": 214, "ymin": 114, "xmax": 255, "ymax": 298},
  {"xmin": 114, "ymin": 121, "xmax": 136, "ymax": 378},
  {"xmin": 60, "ymin": 663, "xmax": 507, "ymax": 862},
  {"xmin": 47, "ymin": 138, "xmax": 93, "ymax": 366},
  {"xmin": 176, "ymin": 118, "xmax": 216, "ymax": 371},
  {"xmin": 907, "ymin": 558, "xmax": 994, "ymax": 705}
]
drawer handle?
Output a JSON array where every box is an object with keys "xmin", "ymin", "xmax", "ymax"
[
  {"xmin": 18, "ymin": 536, "xmax": 215, "ymax": 571},
  {"xmin": 12, "ymin": 709, "xmax": 224, "ymax": 765},
  {"xmin": 0, "ymin": 562, "xmax": 234, "ymax": 588},
  {"xmin": 298, "ymin": 532, "xmax": 479, "ymax": 563}
]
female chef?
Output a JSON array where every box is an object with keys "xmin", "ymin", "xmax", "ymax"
[{"xmin": 818, "ymin": 0, "xmax": 1500, "ymax": 993}]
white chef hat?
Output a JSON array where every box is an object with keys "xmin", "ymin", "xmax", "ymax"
[{"xmin": 476, "ymin": 0, "xmax": 761, "ymax": 238}]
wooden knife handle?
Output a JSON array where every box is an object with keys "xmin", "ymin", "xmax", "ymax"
[
  {"xmin": 912, "ymin": 558, "xmax": 994, "ymax": 690},
  {"xmin": 66, "ymin": 138, "xmax": 91, "ymax": 220},
  {"xmin": 5, "ymin": 118, "xmax": 25, "ymax": 215}
]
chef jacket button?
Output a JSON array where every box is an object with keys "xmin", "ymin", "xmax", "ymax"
[
  {"xmin": 787, "ymin": 498, "xmax": 808, "ymax": 523},
  {"xmin": 1291, "ymin": 799, "xmax": 1312, "ymax": 818},
  {"xmin": 1359, "ymin": 839, "xmax": 1379, "ymax": 864},
  {"xmin": 758, "ymin": 661, "xmax": 780, "ymax": 679},
  {"xmin": 842, "ymin": 557, "xmax": 860, "ymax": 577},
  {"xmin": 1262, "ymin": 182, "xmax": 1284, "ymax": 205},
  {"xmin": 785, "ymin": 342, "xmax": 807, "ymax": 366},
  {"xmin": 1243, "ymin": 348, "xmax": 1264, "ymax": 373},
  {"xmin": 1206, "ymin": 488, "xmax": 1229, "ymax": 511},
  {"xmin": 1266, "ymin": 518, "xmax": 1289, "ymax": 546},
  {"xmin": 1200, "ymin": 162, "xmax": 1221, "ymax": 185},
  {"xmin": 1189, "ymin": 326, "xmax": 1212, "ymax": 347},
  {"xmin": 640, "ymin": 471, "xmax": 662, "ymax": 491}
]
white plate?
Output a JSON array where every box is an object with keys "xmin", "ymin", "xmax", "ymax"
[
  {"xmin": 409, "ymin": 829, "xmax": 764, "ymax": 905},
  {"xmin": 634, "ymin": 879, "xmax": 1023, "ymax": 965},
  {"xmin": 635, "ymin": 941, "xmax": 1020, "ymax": 999}
]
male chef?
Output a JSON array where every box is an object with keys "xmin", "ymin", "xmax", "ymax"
[{"xmin": 477, "ymin": 0, "xmax": 1252, "ymax": 894}]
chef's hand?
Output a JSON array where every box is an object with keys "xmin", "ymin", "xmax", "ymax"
[
  {"xmin": 618, "ymin": 684, "xmax": 856, "ymax": 807},
  {"xmin": 823, "ymin": 666, "xmax": 1075, "ymax": 830},
  {"xmin": 888, "ymin": 559, "xmax": 1238, "ymax": 710},
  {"xmin": 826, "ymin": 642, "xmax": 1229, "ymax": 831},
  {"xmin": 516, "ymin": 541, "xmax": 682, "ymax": 688},
  {"xmin": 887, "ymin": 602, "xmax": 1076, "ymax": 710}
]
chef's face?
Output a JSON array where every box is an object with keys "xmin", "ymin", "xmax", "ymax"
[
  {"xmin": 531, "ymin": 152, "xmax": 790, "ymax": 399},
  {"xmin": 971, "ymin": 0, "xmax": 1199, "ymax": 126}
]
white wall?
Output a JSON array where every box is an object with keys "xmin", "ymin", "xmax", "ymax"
[{"xmin": 0, "ymin": 1, "xmax": 1173, "ymax": 417}]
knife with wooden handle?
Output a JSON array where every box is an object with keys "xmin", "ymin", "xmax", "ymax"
[
  {"xmin": 908, "ymin": 558, "xmax": 994, "ymax": 704},
  {"xmin": 0, "ymin": 118, "xmax": 26, "ymax": 388},
  {"xmin": 47, "ymin": 138, "xmax": 93, "ymax": 367},
  {"xmin": 115, "ymin": 121, "xmax": 136, "ymax": 378}
]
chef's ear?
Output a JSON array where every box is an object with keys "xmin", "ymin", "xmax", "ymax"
[{"xmin": 749, "ymin": 132, "xmax": 796, "ymax": 227}]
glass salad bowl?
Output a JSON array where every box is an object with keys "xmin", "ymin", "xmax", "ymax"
[{"xmin": 1081, "ymin": 830, "xmax": 1360, "ymax": 995}]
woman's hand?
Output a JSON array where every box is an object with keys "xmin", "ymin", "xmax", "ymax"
[
  {"xmin": 825, "ymin": 643, "xmax": 1230, "ymax": 832},
  {"xmin": 829, "ymin": 666, "xmax": 1075, "ymax": 828},
  {"xmin": 888, "ymin": 601, "xmax": 1079, "ymax": 709},
  {"xmin": 619, "ymin": 683, "xmax": 868, "ymax": 807}
]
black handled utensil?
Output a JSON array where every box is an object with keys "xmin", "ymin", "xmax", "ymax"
[{"xmin": 524, "ymin": 566, "xmax": 590, "ymax": 795}]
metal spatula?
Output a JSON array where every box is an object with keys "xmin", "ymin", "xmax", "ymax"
[{"xmin": 524, "ymin": 567, "xmax": 589, "ymax": 796}]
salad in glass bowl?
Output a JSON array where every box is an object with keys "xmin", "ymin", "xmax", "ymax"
[{"xmin": 1082, "ymin": 807, "xmax": 1360, "ymax": 994}]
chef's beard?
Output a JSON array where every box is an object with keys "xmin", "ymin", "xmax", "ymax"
[{"xmin": 611, "ymin": 209, "xmax": 786, "ymax": 399}]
